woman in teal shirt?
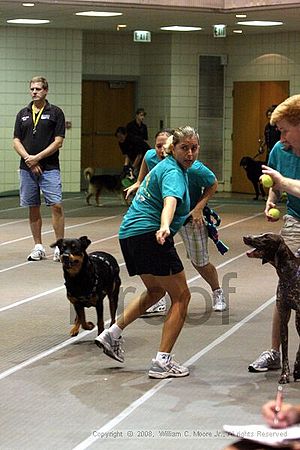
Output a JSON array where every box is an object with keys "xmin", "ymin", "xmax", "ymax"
[{"xmin": 95, "ymin": 126, "xmax": 199, "ymax": 379}]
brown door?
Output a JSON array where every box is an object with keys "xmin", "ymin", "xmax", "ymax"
[
  {"xmin": 81, "ymin": 80, "xmax": 135, "ymax": 172},
  {"xmin": 232, "ymin": 81, "xmax": 289, "ymax": 194}
]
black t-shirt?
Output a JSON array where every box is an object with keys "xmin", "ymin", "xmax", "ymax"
[
  {"xmin": 14, "ymin": 100, "xmax": 65, "ymax": 171},
  {"xmin": 119, "ymin": 134, "xmax": 150, "ymax": 163},
  {"xmin": 126, "ymin": 119, "xmax": 148, "ymax": 141}
]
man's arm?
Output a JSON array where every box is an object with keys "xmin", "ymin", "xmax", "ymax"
[{"xmin": 21, "ymin": 136, "xmax": 64, "ymax": 169}]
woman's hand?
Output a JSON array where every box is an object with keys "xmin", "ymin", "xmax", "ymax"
[
  {"xmin": 124, "ymin": 181, "xmax": 140, "ymax": 199},
  {"xmin": 156, "ymin": 227, "xmax": 170, "ymax": 245}
]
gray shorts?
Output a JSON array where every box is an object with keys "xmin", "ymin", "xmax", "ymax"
[
  {"xmin": 19, "ymin": 169, "xmax": 62, "ymax": 206},
  {"xmin": 280, "ymin": 214, "xmax": 300, "ymax": 254},
  {"xmin": 179, "ymin": 220, "xmax": 209, "ymax": 267}
]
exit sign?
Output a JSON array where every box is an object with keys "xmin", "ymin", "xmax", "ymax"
[
  {"xmin": 133, "ymin": 30, "xmax": 151, "ymax": 42},
  {"xmin": 213, "ymin": 24, "xmax": 226, "ymax": 38}
]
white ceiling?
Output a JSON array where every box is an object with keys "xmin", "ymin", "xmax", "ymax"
[{"xmin": 0, "ymin": 1, "xmax": 300, "ymax": 36}]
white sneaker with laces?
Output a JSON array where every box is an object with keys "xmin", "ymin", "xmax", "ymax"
[
  {"xmin": 141, "ymin": 297, "xmax": 167, "ymax": 317},
  {"xmin": 53, "ymin": 246, "xmax": 60, "ymax": 262},
  {"xmin": 95, "ymin": 329, "xmax": 124, "ymax": 363},
  {"xmin": 212, "ymin": 288, "xmax": 227, "ymax": 312},
  {"xmin": 148, "ymin": 355, "xmax": 189, "ymax": 379},
  {"xmin": 27, "ymin": 244, "xmax": 46, "ymax": 261}
]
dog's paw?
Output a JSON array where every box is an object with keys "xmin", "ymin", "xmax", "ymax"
[
  {"xmin": 70, "ymin": 326, "xmax": 80, "ymax": 337},
  {"xmin": 83, "ymin": 321, "xmax": 95, "ymax": 330},
  {"xmin": 278, "ymin": 373, "xmax": 290, "ymax": 384}
]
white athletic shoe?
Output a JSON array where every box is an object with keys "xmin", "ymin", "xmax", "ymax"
[
  {"xmin": 212, "ymin": 288, "xmax": 227, "ymax": 312},
  {"xmin": 27, "ymin": 244, "xmax": 46, "ymax": 261},
  {"xmin": 53, "ymin": 246, "xmax": 60, "ymax": 262},
  {"xmin": 141, "ymin": 297, "xmax": 167, "ymax": 317}
]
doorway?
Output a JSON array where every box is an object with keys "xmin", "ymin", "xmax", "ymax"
[
  {"xmin": 81, "ymin": 80, "xmax": 135, "ymax": 172},
  {"xmin": 232, "ymin": 81, "xmax": 289, "ymax": 194}
]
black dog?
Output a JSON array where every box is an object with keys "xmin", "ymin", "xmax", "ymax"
[
  {"xmin": 51, "ymin": 236, "xmax": 121, "ymax": 337},
  {"xmin": 243, "ymin": 232, "xmax": 300, "ymax": 384},
  {"xmin": 240, "ymin": 156, "xmax": 266, "ymax": 200},
  {"xmin": 84, "ymin": 167, "xmax": 130, "ymax": 206}
]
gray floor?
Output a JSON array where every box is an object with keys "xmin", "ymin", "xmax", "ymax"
[{"xmin": 0, "ymin": 192, "xmax": 299, "ymax": 450}]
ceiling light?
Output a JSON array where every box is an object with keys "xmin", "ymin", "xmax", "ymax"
[
  {"xmin": 75, "ymin": 11, "xmax": 122, "ymax": 17},
  {"xmin": 160, "ymin": 26, "xmax": 202, "ymax": 32},
  {"xmin": 233, "ymin": 29, "xmax": 243, "ymax": 34},
  {"xmin": 237, "ymin": 20, "xmax": 283, "ymax": 26},
  {"xmin": 236, "ymin": 14, "xmax": 246, "ymax": 18},
  {"xmin": 22, "ymin": 3, "xmax": 35, "ymax": 6},
  {"xmin": 7, "ymin": 18, "xmax": 50, "ymax": 24}
]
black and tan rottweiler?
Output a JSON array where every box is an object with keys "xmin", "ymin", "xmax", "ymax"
[
  {"xmin": 243, "ymin": 232, "xmax": 300, "ymax": 384},
  {"xmin": 51, "ymin": 236, "xmax": 120, "ymax": 337}
]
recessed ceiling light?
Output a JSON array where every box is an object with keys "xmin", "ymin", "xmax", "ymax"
[
  {"xmin": 160, "ymin": 26, "xmax": 202, "ymax": 32},
  {"xmin": 75, "ymin": 11, "xmax": 122, "ymax": 17},
  {"xmin": 22, "ymin": 2, "xmax": 35, "ymax": 6},
  {"xmin": 236, "ymin": 14, "xmax": 247, "ymax": 18},
  {"xmin": 233, "ymin": 29, "xmax": 243, "ymax": 34},
  {"xmin": 237, "ymin": 20, "xmax": 283, "ymax": 26},
  {"xmin": 7, "ymin": 18, "xmax": 50, "ymax": 24}
]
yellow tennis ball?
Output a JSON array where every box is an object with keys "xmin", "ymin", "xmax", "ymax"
[
  {"xmin": 260, "ymin": 174, "xmax": 273, "ymax": 188},
  {"xmin": 268, "ymin": 208, "xmax": 280, "ymax": 220}
]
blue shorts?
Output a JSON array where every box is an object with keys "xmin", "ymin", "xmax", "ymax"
[{"xmin": 19, "ymin": 169, "xmax": 62, "ymax": 206}]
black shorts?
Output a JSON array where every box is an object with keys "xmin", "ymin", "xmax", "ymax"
[{"xmin": 119, "ymin": 231, "xmax": 183, "ymax": 276}]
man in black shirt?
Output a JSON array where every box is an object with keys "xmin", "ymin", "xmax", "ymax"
[
  {"xmin": 13, "ymin": 76, "xmax": 65, "ymax": 262},
  {"xmin": 126, "ymin": 108, "xmax": 149, "ymax": 143},
  {"xmin": 115, "ymin": 126, "xmax": 150, "ymax": 177}
]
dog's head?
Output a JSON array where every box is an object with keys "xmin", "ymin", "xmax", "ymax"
[
  {"xmin": 243, "ymin": 232, "xmax": 292, "ymax": 267},
  {"xmin": 50, "ymin": 236, "xmax": 91, "ymax": 274},
  {"xmin": 240, "ymin": 156, "xmax": 253, "ymax": 169}
]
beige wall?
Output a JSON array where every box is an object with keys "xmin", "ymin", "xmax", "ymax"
[
  {"xmin": 2, "ymin": 25, "xmax": 300, "ymax": 194},
  {"xmin": 0, "ymin": 27, "xmax": 82, "ymax": 195}
]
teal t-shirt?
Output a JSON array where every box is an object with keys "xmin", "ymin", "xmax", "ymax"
[
  {"xmin": 119, "ymin": 156, "xmax": 190, "ymax": 239},
  {"xmin": 144, "ymin": 149, "xmax": 160, "ymax": 170},
  {"xmin": 268, "ymin": 141, "xmax": 300, "ymax": 218},
  {"xmin": 187, "ymin": 160, "xmax": 216, "ymax": 210},
  {"xmin": 145, "ymin": 150, "xmax": 216, "ymax": 211}
]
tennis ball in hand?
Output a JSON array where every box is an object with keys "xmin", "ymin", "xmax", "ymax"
[
  {"xmin": 260, "ymin": 174, "xmax": 273, "ymax": 188},
  {"xmin": 268, "ymin": 208, "xmax": 280, "ymax": 220}
]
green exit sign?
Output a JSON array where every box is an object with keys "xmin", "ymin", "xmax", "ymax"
[
  {"xmin": 213, "ymin": 24, "xmax": 226, "ymax": 38},
  {"xmin": 133, "ymin": 30, "xmax": 151, "ymax": 42}
]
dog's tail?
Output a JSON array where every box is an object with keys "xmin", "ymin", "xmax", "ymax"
[{"xmin": 83, "ymin": 167, "xmax": 94, "ymax": 181}]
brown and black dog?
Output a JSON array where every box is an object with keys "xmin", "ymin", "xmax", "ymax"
[
  {"xmin": 51, "ymin": 236, "xmax": 121, "ymax": 337},
  {"xmin": 84, "ymin": 167, "xmax": 132, "ymax": 206},
  {"xmin": 243, "ymin": 232, "xmax": 300, "ymax": 384}
]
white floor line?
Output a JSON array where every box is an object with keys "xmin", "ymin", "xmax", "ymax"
[
  {"xmin": 72, "ymin": 295, "xmax": 276, "ymax": 450},
  {"xmin": 0, "ymin": 286, "xmax": 64, "ymax": 313},
  {"xmin": 0, "ymin": 215, "xmax": 119, "ymax": 246},
  {"xmin": 0, "ymin": 218, "xmax": 28, "ymax": 228}
]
